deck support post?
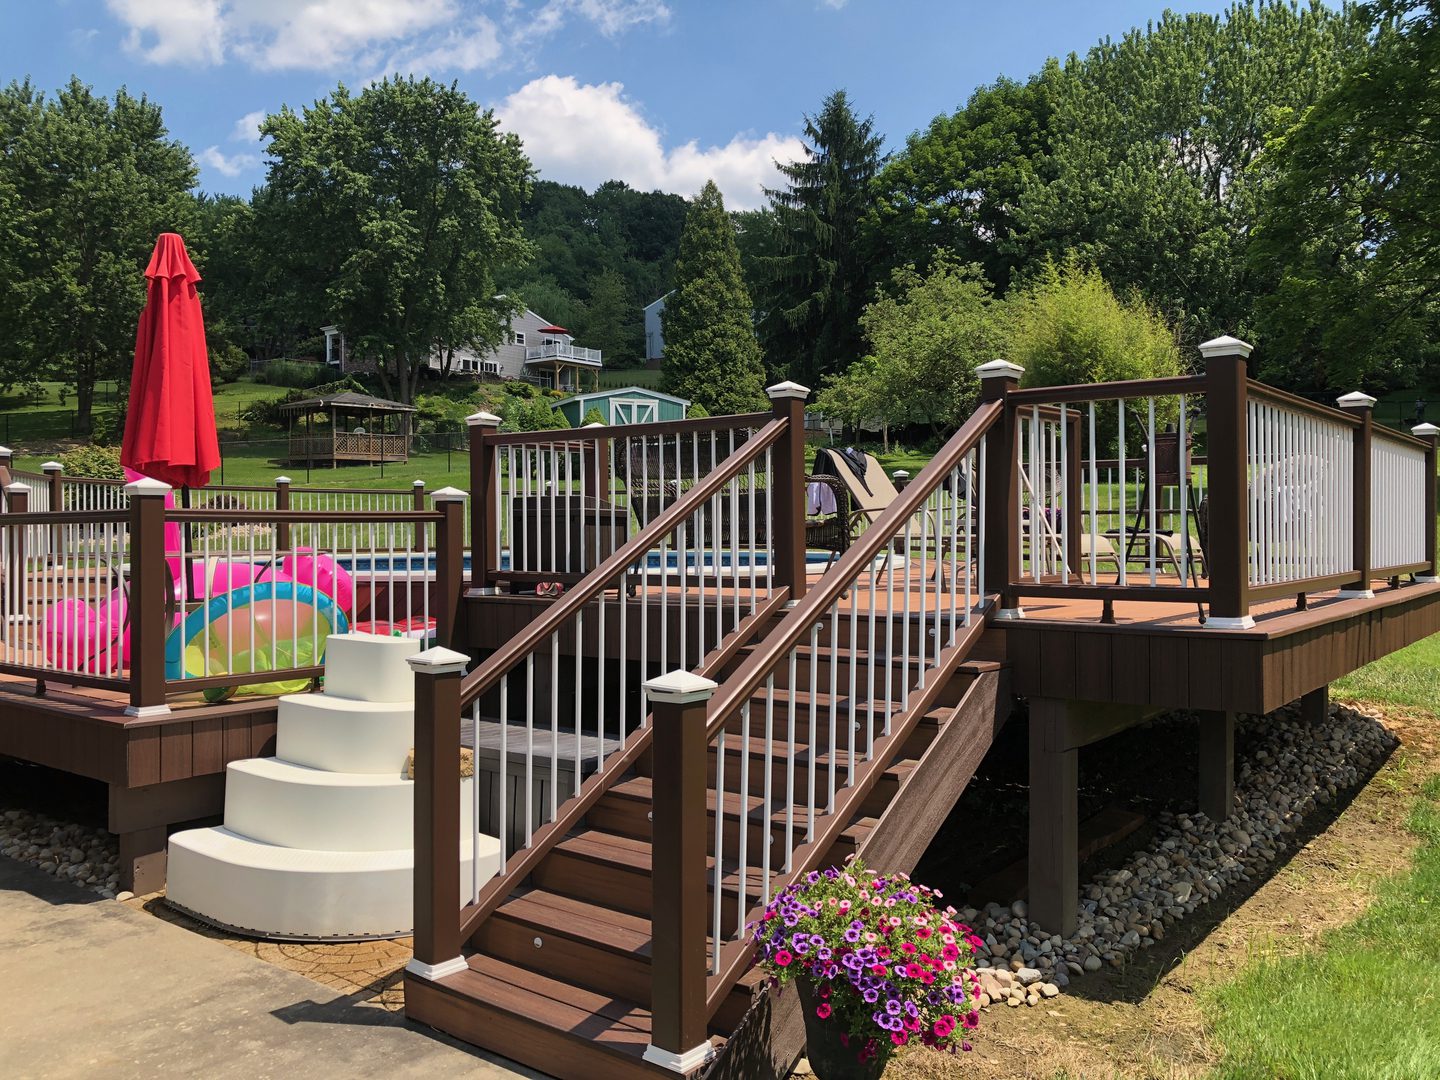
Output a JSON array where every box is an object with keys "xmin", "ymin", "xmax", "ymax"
[
  {"xmin": 1027, "ymin": 697, "xmax": 1078, "ymax": 936},
  {"xmin": 643, "ymin": 669, "xmax": 717, "ymax": 1074},
  {"xmin": 1197, "ymin": 710, "xmax": 1236, "ymax": 822},
  {"xmin": 1339, "ymin": 391, "xmax": 1377, "ymax": 599},
  {"xmin": 1200, "ymin": 337, "xmax": 1254, "ymax": 628},
  {"xmin": 977, "ymin": 360, "xmax": 1025, "ymax": 618},
  {"xmin": 273, "ymin": 476, "xmax": 291, "ymax": 553},
  {"xmin": 117, "ymin": 825, "xmax": 167, "ymax": 895},
  {"xmin": 767, "ymin": 381, "xmax": 811, "ymax": 606},
  {"xmin": 1412, "ymin": 423, "xmax": 1439, "ymax": 582},
  {"xmin": 411, "ymin": 479, "xmax": 426, "ymax": 552},
  {"xmin": 431, "ymin": 488, "xmax": 468, "ymax": 650},
  {"xmin": 43, "ymin": 461, "xmax": 63, "ymax": 561},
  {"xmin": 405, "ymin": 647, "xmax": 470, "ymax": 983},
  {"xmin": 125, "ymin": 477, "xmax": 172, "ymax": 718},
  {"xmin": 467, "ymin": 411, "xmax": 501, "ymax": 594},
  {"xmin": 1300, "ymin": 685, "xmax": 1329, "ymax": 727}
]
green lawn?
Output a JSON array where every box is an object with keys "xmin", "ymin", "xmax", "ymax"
[
  {"xmin": 1203, "ymin": 633, "xmax": 1440, "ymax": 1078},
  {"xmin": 0, "ymin": 381, "xmax": 124, "ymax": 445}
]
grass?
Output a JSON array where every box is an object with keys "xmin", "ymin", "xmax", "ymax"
[
  {"xmin": 0, "ymin": 381, "xmax": 124, "ymax": 445},
  {"xmin": 1334, "ymin": 633, "xmax": 1440, "ymax": 715},
  {"xmin": 1204, "ymin": 771, "xmax": 1440, "ymax": 1079}
]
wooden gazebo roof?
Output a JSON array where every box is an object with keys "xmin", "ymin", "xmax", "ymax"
[{"xmin": 277, "ymin": 391, "xmax": 418, "ymax": 417}]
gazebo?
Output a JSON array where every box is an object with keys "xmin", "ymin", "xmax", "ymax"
[{"xmin": 279, "ymin": 391, "xmax": 418, "ymax": 465}]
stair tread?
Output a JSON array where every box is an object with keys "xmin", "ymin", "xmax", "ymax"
[
  {"xmin": 227, "ymin": 757, "xmax": 409, "ymax": 785},
  {"xmin": 452, "ymin": 955, "xmax": 655, "ymax": 1045},
  {"xmin": 498, "ymin": 888, "xmax": 655, "ymax": 955},
  {"xmin": 606, "ymin": 775, "xmax": 897, "ymax": 832}
]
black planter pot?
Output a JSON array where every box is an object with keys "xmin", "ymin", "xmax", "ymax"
[{"xmin": 795, "ymin": 978, "xmax": 889, "ymax": 1080}]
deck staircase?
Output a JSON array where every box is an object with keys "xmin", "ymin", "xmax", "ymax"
[{"xmin": 407, "ymin": 608, "xmax": 1010, "ymax": 1079}]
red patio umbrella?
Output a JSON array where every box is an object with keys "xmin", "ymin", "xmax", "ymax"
[{"xmin": 121, "ymin": 233, "xmax": 221, "ymax": 489}]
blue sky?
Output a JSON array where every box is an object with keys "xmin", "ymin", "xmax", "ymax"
[{"xmin": 3, "ymin": 1, "xmax": 1241, "ymax": 209}]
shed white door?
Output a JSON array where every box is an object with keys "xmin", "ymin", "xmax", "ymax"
[{"xmin": 610, "ymin": 398, "xmax": 657, "ymax": 425}]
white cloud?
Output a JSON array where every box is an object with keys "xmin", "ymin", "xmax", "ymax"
[
  {"xmin": 379, "ymin": 15, "xmax": 502, "ymax": 77},
  {"xmin": 198, "ymin": 145, "xmax": 260, "ymax": 178},
  {"xmin": 231, "ymin": 110, "xmax": 267, "ymax": 143},
  {"xmin": 231, "ymin": 0, "xmax": 457, "ymax": 71},
  {"xmin": 106, "ymin": 0, "xmax": 223, "ymax": 66},
  {"xmin": 820, "ymin": 0, "xmax": 849, "ymax": 8},
  {"xmin": 496, "ymin": 76, "xmax": 802, "ymax": 210}
]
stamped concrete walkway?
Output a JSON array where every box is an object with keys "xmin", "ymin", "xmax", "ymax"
[{"xmin": 0, "ymin": 858, "xmax": 539, "ymax": 1080}]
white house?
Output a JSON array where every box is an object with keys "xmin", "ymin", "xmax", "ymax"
[{"xmin": 644, "ymin": 293, "xmax": 670, "ymax": 362}]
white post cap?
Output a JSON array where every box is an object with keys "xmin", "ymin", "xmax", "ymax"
[
  {"xmin": 275, "ymin": 475, "xmax": 292, "ymax": 484},
  {"xmin": 41, "ymin": 461, "xmax": 63, "ymax": 472},
  {"xmin": 1336, "ymin": 391, "xmax": 1377, "ymax": 409},
  {"xmin": 893, "ymin": 469, "xmax": 910, "ymax": 479},
  {"xmin": 766, "ymin": 380, "xmax": 811, "ymax": 401},
  {"xmin": 976, "ymin": 359, "xmax": 1024, "ymax": 381},
  {"xmin": 5, "ymin": 481, "xmax": 29, "ymax": 494},
  {"xmin": 430, "ymin": 486, "xmax": 468, "ymax": 502},
  {"xmin": 644, "ymin": 669, "xmax": 718, "ymax": 704},
  {"xmin": 407, "ymin": 646, "xmax": 470, "ymax": 676},
  {"xmin": 413, "ymin": 478, "xmax": 427, "ymax": 487},
  {"xmin": 584, "ymin": 422, "xmax": 606, "ymax": 428},
  {"xmin": 466, "ymin": 411, "xmax": 502, "ymax": 427},
  {"xmin": 124, "ymin": 476, "xmax": 172, "ymax": 495},
  {"xmin": 1197, "ymin": 335, "xmax": 1253, "ymax": 359},
  {"xmin": 0, "ymin": 446, "xmax": 11, "ymax": 457},
  {"xmin": 1412, "ymin": 423, "xmax": 1440, "ymax": 438}
]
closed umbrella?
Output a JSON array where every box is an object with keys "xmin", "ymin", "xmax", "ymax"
[{"xmin": 121, "ymin": 233, "xmax": 221, "ymax": 489}]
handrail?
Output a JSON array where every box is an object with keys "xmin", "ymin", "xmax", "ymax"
[
  {"xmin": 480, "ymin": 410, "xmax": 772, "ymax": 447},
  {"xmin": 1371, "ymin": 423, "xmax": 1432, "ymax": 452},
  {"xmin": 703, "ymin": 398, "xmax": 1003, "ymax": 737},
  {"xmin": 1007, "ymin": 375, "xmax": 1206, "ymax": 406},
  {"xmin": 1246, "ymin": 380, "xmax": 1362, "ymax": 429},
  {"xmin": 458, "ymin": 416, "xmax": 787, "ymax": 708}
]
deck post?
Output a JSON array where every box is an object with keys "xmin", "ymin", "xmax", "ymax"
[
  {"xmin": 273, "ymin": 476, "xmax": 291, "ymax": 554},
  {"xmin": 405, "ymin": 646, "xmax": 470, "ymax": 983},
  {"xmin": 1065, "ymin": 412, "xmax": 1083, "ymax": 574},
  {"xmin": 467, "ymin": 411, "xmax": 501, "ymax": 593},
  {"xmin": 43, "ymin": 461, "xmax": 62, "ymax": 562},
  {"xmin": 1412, "ymin": 423, "xmax": 1438, "ymax": 582},
  {"xmin": 1300, "ymin": 685, "xmax": 1329, "ymax": 727},
  {"xmin": 412, "ymin": 479, "xmax": 426, "ymax": 552},
  {"xmin": 767, "ymin": 381, "xmax": 811, "ymax": 605},
  {"xmin": 4, "ymin": 484, "xmax": 27, "ymax": 633},
  {"xmin": 1028, "ymin": 697, "xmax": 1078, "ymax": 935},
  {"xmin": 125, "ymin": 476, "xmax": 172, "ymax": 718},
  {"xmin": 1338, "ymin": 392, "xmax": 1377, "ymax": 598},
  {"xmin": 1197, "ymin": 710, "xmax": 1236, "ymax": 821},
  {"xmin": 1200, "ymin": 337, "xmax": 1254, "ymax": 628},
  {"xmin": 643, "ymin": 669, "xmax": 718, "ymax": 1074},
  {"xmin": 431, "ymin": 488, "xmax": 468, "ymax": 650},
  {"xmin": 977, "ymin": 360, "xmax": 1024, "ymax": 618}
]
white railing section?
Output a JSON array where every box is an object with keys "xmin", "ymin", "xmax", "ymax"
[
  {"xmin": 1246, "ymin": 395, "xmax": 1353, "ymax": 587},
  {"xmin": 1371, "ymin": 433, "xmax": 1428, "ymax": 572},
  {"xmin": 462, "ymin": 433, "xmax": 779, "ymax": 906},
  {"xmin": 703, "ymin": 442, "xmax": 985, "ymax": 974}
]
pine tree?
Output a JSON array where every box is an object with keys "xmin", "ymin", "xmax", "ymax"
[
  {"xmin": 757, "ymin": 90, "xmax": 885, "ymax": 386},
  {"xmin": 661, "ymin": 181, "xmax": 768, "ymax": 415}
]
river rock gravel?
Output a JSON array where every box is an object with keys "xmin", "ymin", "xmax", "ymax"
[{"xmin": 0, "ymin": 807, "xmax": 120, "ymax": 898}]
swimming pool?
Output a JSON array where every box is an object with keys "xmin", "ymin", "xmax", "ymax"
[{"xmin": 338, "ymin": 549, "xmax": 837, "ymax": 576}]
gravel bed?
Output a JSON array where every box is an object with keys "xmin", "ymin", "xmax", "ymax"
[
  {"xmin": 961, "ymin": 700, "xmax": 1396, "ymax": 1008},
  {"xmin": 0, "ymin": 807, "xmax": 123, "ymax": 899}
]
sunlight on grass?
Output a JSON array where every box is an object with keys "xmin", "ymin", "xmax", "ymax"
[
  {"xmin": 1333, "ymin": 634, "xmax": 1440, "ymax": 715},
  {"xmin": 1206, "ymin": 775, "xmax": 1440, "ymax": 1079}
]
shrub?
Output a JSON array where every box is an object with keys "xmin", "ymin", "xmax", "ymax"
[
  {"xmin": 256, "ymin": 359, "xmax": 336, "ymax": 389},
  {"xmin": 210, "ymin": 344, "xmax": 250, "ymax": 384},
  {"xmin": 581, "ymin": 407, "xmax": 607, "ymax": 426},
  {"xmin": 89, "ymin": 409, "xmax": 127, "ymax": 446},
  {"xmin": 500, "ymin": 395, "xmax": 570, "ymax": 433},
  {"xmin": 685, "ymin": 401, "xmax": 709, "ymax": 419},
  {"xmin": 59, "ymin": 444, "xmax": 124, "ymax": 481},
  {"xmin": 241, "ymin": 376, "xmax": 367, "ymax": 427},
  {"xmin": 750, "ymin": 859, "xmax": 980, "ymax": 1069}
]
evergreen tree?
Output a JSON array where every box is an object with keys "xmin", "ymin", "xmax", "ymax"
[
  {"xmin": 661, "ymin": 181, "xmax": 768, "ymax": 415},
  {"xmin": 757, "ymin": 90, "xmax": 885, "ymax": 385}
]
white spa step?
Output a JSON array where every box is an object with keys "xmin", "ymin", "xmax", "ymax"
[
  {"xmin": 166, "ymin": 826, "xmax": 502, "ymax": 941},
  {"xmin": 275, "ymin": 693, "xmax": 415, "ymax": 775},
  {"xmin": 322, "ymin": 632, "xmax": 422, "ymax": 704},
  {"xmin": 223, "ymin": 759, "xmax": 475, "ymax": 852}
]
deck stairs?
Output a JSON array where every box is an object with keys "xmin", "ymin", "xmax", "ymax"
[
  {"xmin": 409, "ymin": 605, "xmax": 1010, "ymax": 1079},
  {"xmin": 167, "ymin": 633, "xmax": 501, "ymax": 939}
]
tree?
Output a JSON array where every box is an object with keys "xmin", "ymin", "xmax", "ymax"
[
  {"xmin": 0, "ymin": 78, "xmax": 196, "ymax": 430},
  {"xmin": 1250, "ymin": 0, "xmax": 1440, "ymax": 390},
  {"xmin": 1014, "ymin": 3, "xmax": 1371, "ymax": 345},
  {"xmin": 757, "ymin": 90, "xmax": 886, "ymax": 384},
  {"xmin": 871, "ymin": 69, "xmax": 1059, "ymax": 292},
  {"xmin": 577, "ymin": 268, "xmax": 634, "ymax": 365},
  {"xmin": 261, "ymin": 77, "xmax": 533, "ymax": 403},
  {"xmin": 661, "ymin": 181, "xmax": 768, "ymax": 415},
  {"xmin": 815, "ymin": 253, "xmax": 1005, "ymax": 436}
]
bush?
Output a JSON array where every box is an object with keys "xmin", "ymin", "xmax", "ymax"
[
  {"xmin": 210, "ymin": 344, "xmax": 250, "ymax": 384},
  {"xmin": 414, "ymin": 393, "xmax": 477, "ymax": 435},
  {"xmin": 89, "ymin": 409, "xmax": 127, "ymax": 446},
  {"xmin": 241, "ymin": 376, "xmax": 367, "ymax": 427},
  {"xmin": 59, "ymin": 444, "xmax": 124, "ymax": 481},
  {"xmin": 500, "ymin": 395, "xmax": 570, "ymax": 433},
  {"xmin": 685, "ymin": 401, "xmax": 709, "ymax": 419},
  {"xmin": 581, "ymin": 407, "xmax": 607, "ymax": 426},
  {"xmin": 256, "ymin": 359, "xmax": 336, "ymax": 389}
]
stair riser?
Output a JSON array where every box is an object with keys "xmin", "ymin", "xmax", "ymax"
[
  {"xmin": 535, "ymin": 852, "xmax": 756, "ymax": 936},
  {"xmin": 588, "ymin": 795, "xmax": 804, "ymax": 860},
  {"xmin": 323, "ymin": 632, "xmax": 421, "ymax": 703},
  {"xmin": 275, "ymin": 698, "xmax": 415, "ymax": 775}
]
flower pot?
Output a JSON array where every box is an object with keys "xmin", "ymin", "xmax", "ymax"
[{"xmin": 796, "ymin": 978, "xmax": 888, "ymax": 1080}]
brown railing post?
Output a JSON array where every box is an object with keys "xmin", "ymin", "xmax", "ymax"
[
  {"xmin": 643, "ymin": 669, "xmax": 718, "ymax": 1075},
  {"xmin": 1065, "ymin": 412, "xmax": 1083, "ymax": 573},
  {"xmin": 43, "ymin": 461, "xmax": 63, "ymax": 562},
  {"xmin": 412, "ymin": 479, "xmax": 426, "ymax": 552},
  {"xmin": 126, "ymin": 476, "xmax": 172, "ymax": 716},
  {"xmin": 0, "ymin": 446, "xmax": 13, "ymax": 500},
  {"xmin": 404, "ymin": 646, "xmax": 470, "ymax": 984},
  {"xmin": 1199, "ymin": 336, "xmax": 1254, "ymax": 629},
  {"xmin": 4, "ymin": 483, "xmax": 26, "ymax": 652},
  {"xmin": 1338, "ymin": 391, "xmax": 1377, "ymax": 598},
  {"xmin": 976, "ymin": 360, "xmax": 1024, "ymax": 617},
  {"xmin": 1413, "ymin": 423, "xmax": 1439, "ymax": 582},
  {"xmin": 274, "ymin": 476, "xmax": 291, "ymax": 554},
  {"xmin": 467, "ymin": 411, "xmax": 501, "ymax": 593},
  {"xmin": 767, "ymin": 381, "xmax": 811, "ymax": 604},
  {"xmin": 431, "ymin": 487, "xmax": 467, "ymax": 649},
  {"xmin": 892, "ymin": 468, "xmax": 910, "ymax": 492}
]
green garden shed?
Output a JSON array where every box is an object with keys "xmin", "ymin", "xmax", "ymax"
[{"xmin": 552, "ymin": 386, "xmax": 690, "ymax": 427}]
